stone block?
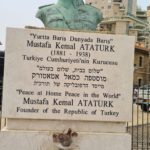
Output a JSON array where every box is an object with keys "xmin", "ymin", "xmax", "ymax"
[
  {"xmin": 0, "ymin": 131, "xmax": 131, "ymax": 150},
  {"xmin": 2, "ymin": 118, "xmax": 127, "ymax": 133}
]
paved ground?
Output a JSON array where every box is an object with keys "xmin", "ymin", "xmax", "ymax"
[
  {"xmin": 128, "ymin": 124, "xmax": 150, "ymax": 150},
  {"xmin": 127, "ymin": 104, "xmax": 150, "ymax": 149},
  {"xmin": 128, "ymin": 104, "xmax": 150, "ymax": 126}
]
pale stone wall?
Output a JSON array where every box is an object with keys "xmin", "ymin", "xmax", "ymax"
[
  {"xmin": 132, "ymin": 0, "xmax": 137, "ymax": 15},
  {"xmin": 129, "ymin": 30, "xmax": 138, "ymax": 41},
  {"xmin": 86, "ymin": 0, "xmax": 114, "ymax": 18},
  {"xmin": 115, "ymin": 21, "xmax": 128, "ymax": 34},
  {"xmin": 86, "ymin": 0, "xmax": 136, "ymax": 18},
  {"xmin": 147, "ymin": 8, "xmax": 150, "ymax": 28},
  {"xmin": 134, "ymin": 49, "xmax": 150, "ymax": 86}
]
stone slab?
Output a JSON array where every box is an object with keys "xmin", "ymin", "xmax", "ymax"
[
  {"xmin": 2, "ymin": 28, "xmax": 135, "ymax": 122},
  {"xmin": 0, "ymin": 131, "xmax": 131, "ymax": 150},
  {"xmin": 2, "ymin": 118, "xmax": 126, "ymax": 133}
]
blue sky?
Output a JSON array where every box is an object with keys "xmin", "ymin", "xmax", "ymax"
[
  {"xmin": 0, "ymin": 0, "xmax": 149, "ymax": 50},
  {"xmin": 137, "ymin": 0, "xmax": 149, "ymax": 10}
]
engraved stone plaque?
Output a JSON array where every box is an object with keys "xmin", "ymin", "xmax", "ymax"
[{"xmin": 2, "ymin": 28, "xmax": 135, "ymax": 122}]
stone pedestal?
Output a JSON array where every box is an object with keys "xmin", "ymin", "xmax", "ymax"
[
  {"xmin": 0, "ymin": 28, "xmax": 134, "ymax": 150},
  {"xmin": 0, "ymin": 131, "xmax": 131, "ymax": 150}
]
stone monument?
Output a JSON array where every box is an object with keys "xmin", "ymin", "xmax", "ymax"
[{"xmin": 0, "ymin": 1, "xmax": 135, "ymax": 150}]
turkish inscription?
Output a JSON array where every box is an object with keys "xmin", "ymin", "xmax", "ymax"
[{"xmin": 2, "ymin": 28, "xmax": 134, "ymax": 121}]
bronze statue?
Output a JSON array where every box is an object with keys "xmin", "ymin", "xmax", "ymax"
[{"xmin": 36, "ymin": 0, "xmax": 102, "ymax": 30}]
